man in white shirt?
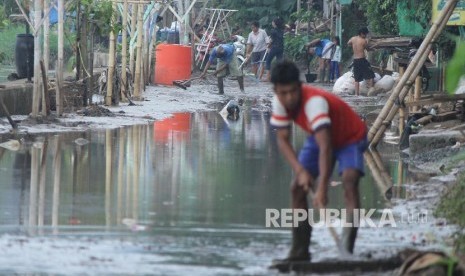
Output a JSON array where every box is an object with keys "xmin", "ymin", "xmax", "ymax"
[{"xmin": 246, "ymin": 21, "xmax": 268, "ymax": 76}]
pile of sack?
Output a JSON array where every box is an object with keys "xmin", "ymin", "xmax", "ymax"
[{"xmin": 333, "ymin": 72, "xmax": 399, "ymax": 96}]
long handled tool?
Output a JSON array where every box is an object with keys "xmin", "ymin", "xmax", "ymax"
[
  {"xmin": 172, "ymin": 76, "xmax": 203, "ymax": 90},
  {"xmin": 257, "ymin": 49, "xmax": 269, "ymax": 80},
  {"xmin": 307, "ymin": 188, "xmax": 351, "ymax": 258}
]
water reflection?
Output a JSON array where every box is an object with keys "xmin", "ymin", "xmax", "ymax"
[{"xmin": 0, "ymin": 110, "xmax": 411, "ymax": 273}]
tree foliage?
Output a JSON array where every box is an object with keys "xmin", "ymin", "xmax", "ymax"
[
  {"xmin": 211, "ymin": 0, "xmax": 296, "ymax": 30},
  {"xmin": 354, "ymin": 0, "xmax": 398, "ymax": 35}
]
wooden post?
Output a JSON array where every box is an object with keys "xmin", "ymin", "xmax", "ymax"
[
  {"xmin": 413, "ymin": 76, "xmax": 422, "ymax": 112},
  {"xmin": 40, "ymin": 60, "xmax": 50, "ymax": 115},
  {"xmin": 32, "ymin": 0, "xmax": 43, "ymax": 116},
  {"xmin": 129, "ymin": 4, "xmax": 138, "ymax": 76},
  {"xmin": 81, "ymin": 9, "xmax": 89, "ymax": 106},
  {"xmin": 368, "ymin": 0, "xmax": 458, "ymax": 148},
  {"xmin": 56, "ymin": 0, "xmax": 64, "ymax": 115},
  {"xmin": 133, "ymin": 2, "xmax": 144, "ymax": 100},
  {"xmin": 121, "ymin": 0, "xmax": 129, "ymax": 102},
  {"xmin": 43, "ymin": 0, "xmax": 50, "ymax": 78},
  {"xmin": 106, "ymin": 0, "xmax": 117, "ymax": 106}
]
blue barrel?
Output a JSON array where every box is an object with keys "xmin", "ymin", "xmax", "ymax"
[{"xmin": 15, "ymin": 34, "xmax": 34, "ymax": 79}]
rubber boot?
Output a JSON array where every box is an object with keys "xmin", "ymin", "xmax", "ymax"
[
  {"xmin": 341, "ymin": 225, "xmax": 358, "ymax": 254},
  {"xmin": 318, "ymin": 69, "xmax": 325, "ymax": 83},
  {"xmin": 237, "ymin": 76, "xmax": 245, "ymax": 93},
  {"xmin": 271, "ymin": 221, "xmax": 311, "ymax": 268},
  {"xmin": 217, "ymin": 77, "xmax": 224, "ymax": 95}
]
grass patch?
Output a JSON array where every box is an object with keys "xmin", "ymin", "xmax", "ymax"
[
  {"xmin": 0, "ymin": 24, "xmax": 24, "ymax": 65},
  {"xmin": 0, "ymin": 23, "xmax": 74, "ymax": 67},
  {"xmin": 435, "ymin": 171, "xmax": 465, "ymax": 254}
]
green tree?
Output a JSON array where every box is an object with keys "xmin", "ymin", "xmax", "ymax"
[
  {"xmin": 354, "ymin": 0, "xmax": 398, "ymax": 35},
  {"xmin": 212, "ymin": 0, "xmax": 296, "ymax": 30}
]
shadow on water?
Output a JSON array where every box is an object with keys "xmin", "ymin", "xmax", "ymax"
[{"xmin": 0, "ymin": 107, "xmax": 414, "ymax": 274}]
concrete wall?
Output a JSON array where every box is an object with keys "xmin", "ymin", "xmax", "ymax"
[{"xmin": 0, "ymin": 84, "xmax": 33, "ymax": 116}]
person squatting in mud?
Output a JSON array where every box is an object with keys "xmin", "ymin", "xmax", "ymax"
[
  {"xmin": 270, "ymin": 60, "xmax": 368, "ymax": 263},
  {"xmin": 200, "ymin": 44, "xmax": 245, "ymax": 95}
]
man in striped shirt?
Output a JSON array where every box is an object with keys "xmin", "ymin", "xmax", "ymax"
[{"xmin": 270, "ymin": 61, "xmax": 367, "ymax": 262}]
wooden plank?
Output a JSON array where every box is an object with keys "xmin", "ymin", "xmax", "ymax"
[
  {"xmin": 415, "ymin": 115, "xmax": 434, "ymax": 125},
  {"xmin": 271, "ymin": 256, "xmax": 402, "ymax": 273},
  {"xmin": 433, "ymin": 111, "xmax": 459, "ymax": 122},
  {"xmin": 405, "ymin": 94, "xmax": 465, "ymax": 107}
]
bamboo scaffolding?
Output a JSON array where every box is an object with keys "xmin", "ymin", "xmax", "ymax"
[{"xmin": 368, "ymin": 0, "xmax": 458, "ymax": 148}]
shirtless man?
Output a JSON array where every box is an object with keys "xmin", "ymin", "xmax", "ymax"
[{"xmin": 348, "ymin": 27, "xmax": 375, "ymax": 96}]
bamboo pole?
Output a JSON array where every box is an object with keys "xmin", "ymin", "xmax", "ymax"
[
  {"xmin": 364, "ymin": 151, "xmax": 391, "ymax": 198},
  {"xmin": 43, "ymin": 0, "xmax": 50, "ymax": 77},
  {"xmin": 81, "ymin": 9, "xmax": 89, "ymax": 106},
  {"xmin": 38, "ymin": 139, "xmax": 48, "ymax": 228},
  {"xmin": 52, "ymin": 136, "xmax": 62, "ymax": 233},
  {"xmin": 117, "ymin": 128, "xmax": 125, "ymax": 224},
  {"xmin": 105, "ymin": 129, "xmax": 112, "ymax": 227},
  {"xmin": 398, "ymin": 67, "xmax": 405, "ymax": 136},
  {"xmin": 121, "ymin": 0, "xmax": 129, "ymax": 102},
  {"xmin": 29, "ymin": 145, "xmax": 41, "ymax": 232},
  {"xmin": 369, "ymin": 0, "xmax": 458, "ymax": 147},
  {"xmin": 106, "ymin": 0, "xmax": 118, "ymax": 106},
  {"xmin": 32, "ymin": 0, "xmax": 43, "ymax": 116},
  {"xmin": 413, "ymin": 76, "xmax": 422, "ymax": 112},
  {"xmin": 56, "ymin": 0, "xmax": 64, "ymax": 115},
  {"xmin": 132, "ymin": 125, "xmax": 140, "ymax": 221},
  {"xmin": 129, "ymin": 4, "xmax": 138, "ymax": 76},
  {"xmin": 133, "ymin": 2, "xmax": 144, "ymax": 100}
]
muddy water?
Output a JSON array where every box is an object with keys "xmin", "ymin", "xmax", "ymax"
[{"xmin": 0, "ymin": 107, "xmax": 410, "ymax": 274}]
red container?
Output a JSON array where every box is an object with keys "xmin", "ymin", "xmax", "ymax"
[{"xmin": 154, "ymin": 44, "xmax": 192, "ymax": 85}]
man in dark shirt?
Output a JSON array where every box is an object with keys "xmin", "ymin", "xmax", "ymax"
[{"xmin": 264, "ymin": 17, "xmax": 285, "ymax": 81}]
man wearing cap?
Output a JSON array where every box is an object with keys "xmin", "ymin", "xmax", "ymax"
[{"xmin": 201, "ymin": 44, "xmax": 245, "ymax": 95}]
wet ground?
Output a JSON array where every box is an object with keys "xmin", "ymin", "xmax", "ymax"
[{"xmin": 0, "ymin": 83, "xmax": 458, "ymax": 275}]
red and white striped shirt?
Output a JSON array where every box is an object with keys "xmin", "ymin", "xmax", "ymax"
[{"xmin": 271, "ymin": 85, "xmax": 366, "ymax": 148}]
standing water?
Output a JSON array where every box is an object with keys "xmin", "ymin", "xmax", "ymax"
[{"xmin": 0, "ymin": 105, "xmax": 419, "ymax": 275}]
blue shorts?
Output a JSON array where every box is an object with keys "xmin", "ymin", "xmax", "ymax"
[{"xmin": 298, "ymin": 136, "xmax": 368, "ymax": 178}]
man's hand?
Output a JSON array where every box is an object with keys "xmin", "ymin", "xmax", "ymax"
[
  {"xmin": 313, "ymin": 187, "xmax": 328, "ymax": 209},
  {"xmin": 296, "ymin": 168, "xmax": 313, "ymax": 193}
]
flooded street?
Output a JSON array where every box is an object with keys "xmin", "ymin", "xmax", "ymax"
[{"xmin": 0, "ymin": 98, "xmax": 454, "ymax": 275}]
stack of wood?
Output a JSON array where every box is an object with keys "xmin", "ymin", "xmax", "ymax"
[{"xmin": 367, "ymin": 36, "xmax": 413, "ymax": 50}]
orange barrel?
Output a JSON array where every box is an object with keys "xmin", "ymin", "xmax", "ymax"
[{"xmin": 154, "ymin": 44, "xmax": 192, "ymax": 85}]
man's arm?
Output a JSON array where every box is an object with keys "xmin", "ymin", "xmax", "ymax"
[
  {"xmin": 201, "ymin": 60, "xmax": 212, "ymax": 78},
  {"xmin": 307, "ymin": 38, "xmax": 321, "ymax": 47},
  {"xmin": 276, "ymin": 128, "xmax": 313, "ymax": 191},
  {"xmin": 347, "ymin": 37, "xmax": 353, "ymax": 46},
  {"xmin": 313, "ymin": 127, "xmax": 332, "ymax": 208}
]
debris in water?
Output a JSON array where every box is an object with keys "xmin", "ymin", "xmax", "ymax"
[
  {"xmin": 0, "ymin": 140, "xmax": 20, "ymax": 151},
  {"xmin": 74, "ymin": 138, "xmax": 89, "ymax": 146}
]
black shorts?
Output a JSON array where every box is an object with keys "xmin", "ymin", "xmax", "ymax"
[
  {"xmin": 353, "ymin": 58, "xmax": 375, "ymax": 82},
  {"xmin": 251, "ymin": 50, "xmax": 266, "ymax": 64}
]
